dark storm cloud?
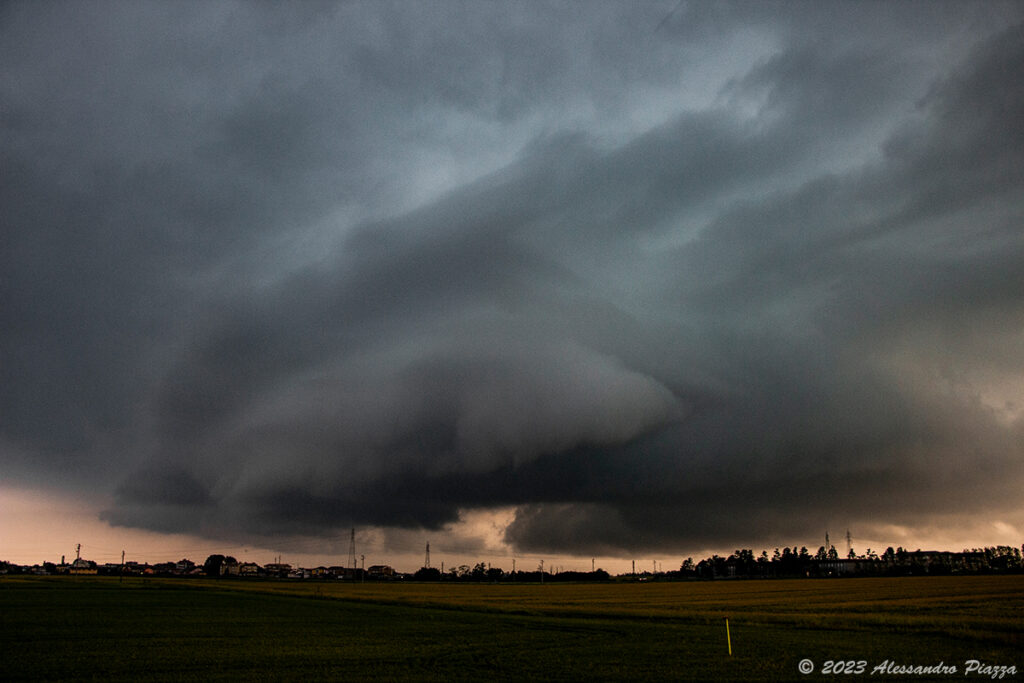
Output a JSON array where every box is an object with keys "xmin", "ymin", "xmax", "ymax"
[
  {"xmin": 506, "ymin": 19, "xmax": 1024, "ymax": 553},
  {"xmin": 116, "ymin": 465, "xmax": 211, "ymax": 507},
  {"xmin": 3, "ymin": 2, "xmax": 1023, "ymax": 555}
]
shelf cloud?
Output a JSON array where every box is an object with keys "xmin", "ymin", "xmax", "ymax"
[{"xmin": 3, "ymin": 1, "xmax": 1023, "ymax": 557}]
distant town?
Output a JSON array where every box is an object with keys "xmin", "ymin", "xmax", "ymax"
[{"xmin": 4, "ymin": 540, "xmax": 1023, "ymax": 581}]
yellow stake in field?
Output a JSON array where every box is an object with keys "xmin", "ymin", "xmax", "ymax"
[{"xmin": 725, "ymin": 617, "xmax": 732, "ymax": 656}]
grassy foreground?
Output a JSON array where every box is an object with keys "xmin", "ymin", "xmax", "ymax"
[{"xmin": 1, "ymin": 575, "xmax": 1021, "ymax": 681}]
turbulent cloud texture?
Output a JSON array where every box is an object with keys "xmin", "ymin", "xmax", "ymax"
[{"xmin": 3, "ymin": 1, "xmax": 1023, "ymax": 556}]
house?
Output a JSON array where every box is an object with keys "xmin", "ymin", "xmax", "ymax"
[
  {"xmin": 239, "ymin": 562, "xmax": 261, "ymax": 576},
  {"xmin": 69, "ymin": 558, "xmax": 97, "ymax": 575},
  {"xmin": 811, "ymin": 558, "xmax": 876, "ymax": 577},
  {"xmin": 333, "ymin": 567, "xmax": 362, "ymax": 580},
  {"xmin": 264, "ymin": 563, "xmax": 292, "ymax": 577}
]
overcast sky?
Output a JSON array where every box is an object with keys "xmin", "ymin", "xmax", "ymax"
[{"xmin": 3, "ymin": 1, "xmax": 1023, "ymax": 569}]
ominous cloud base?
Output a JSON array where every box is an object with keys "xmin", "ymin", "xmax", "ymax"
[{"xmin": 2, "ymin": 3, "xmax": 1023, "ymax": 557}]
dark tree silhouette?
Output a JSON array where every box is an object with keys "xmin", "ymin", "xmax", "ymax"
[{"xmin": 203, "ymin": 554, "xmax": 225, "ymax": 576}]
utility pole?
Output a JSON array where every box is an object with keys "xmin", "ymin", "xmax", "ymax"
[
  {"xmin": 592, "ymin": 558, "xmax": 595, "ymax": 572},
  {"xmin": 540, "ymin": 559, "xmax": 544, "ymax": 584},
  {"xmin": 120, "ymin": 550, "xmax": 125, "ymax": 584},
  {"xmin": 348, "ymin": 528, "xmax": 356, "ymax": 577},
  {"xmin": 424, "ymin": 542, "xmax": 430, "ymax": 570},
  {"xmin": 360, "ymin": 555, "xmax": 365, "ymax": 583}
]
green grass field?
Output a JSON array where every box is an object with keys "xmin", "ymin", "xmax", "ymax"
[{"xmin": 1, "ymin": 575, "xmax": 1021, "ymax": 681}]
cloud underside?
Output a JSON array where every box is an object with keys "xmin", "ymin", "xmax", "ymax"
[{"xmin": 3, "ymin": 4, "xmax": 1023, "ymax": 555}]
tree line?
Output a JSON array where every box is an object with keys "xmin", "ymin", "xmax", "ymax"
[
  {"xmin": 677, "ymin": 545, "xmax": 1024, "ymax": 578},
  {"xmin": 412, "ymin": 564, "xmax": 611, "ymax": 582}
]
